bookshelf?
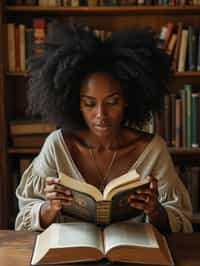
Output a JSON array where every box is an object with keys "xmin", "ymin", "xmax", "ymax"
[{"xmin": 1, "ymin": 1, "xmax": 200, "ymax": 229}]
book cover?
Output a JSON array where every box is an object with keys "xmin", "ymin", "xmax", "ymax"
[
  {"xmin": 30, "ymin": 222, "xmax": 174, "ymax": 265},
  {"xmin": 59, "ymin": 169, "xmax": 150, "ymax": 225}
]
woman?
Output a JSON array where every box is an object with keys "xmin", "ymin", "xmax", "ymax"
[{"xmin": 15, "ymin": 21, "xmax": 192, "ymax": 233}]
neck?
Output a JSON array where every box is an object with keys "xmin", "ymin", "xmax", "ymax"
[{"xmin": 87, "ymin": 131, "xmax": 122, "ymax": 151}]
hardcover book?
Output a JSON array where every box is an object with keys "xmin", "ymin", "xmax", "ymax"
[
  {"xmin": 30, "ymin": 222, "xmax": 174, "ymax": 265},
  {"xmin": 59, "ymin": 169, "xmax": 150, "ymax": 225}
]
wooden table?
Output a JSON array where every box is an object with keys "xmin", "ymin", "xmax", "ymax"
[{"xmin": 0, "ymin": 230, "xmax": 200, "ymax": 266}]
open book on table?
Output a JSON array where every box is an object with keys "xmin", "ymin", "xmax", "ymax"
[
  {"xmin": 59, "ymin": 169, "xmax": 150, "ymax": 225},
  {"xmin": 31, "ymin": 221, "xmax": 174, "ymax": 265}
]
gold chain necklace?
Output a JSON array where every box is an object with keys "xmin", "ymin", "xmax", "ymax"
[{"xmin": 89, "ymin": 148, "xmax": 118, "ymax": 193}]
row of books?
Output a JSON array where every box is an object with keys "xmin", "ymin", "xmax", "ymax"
[
  {"xmin": 176, "ymin": 165, "xmax": 200, "ymax": 213},
  {"xmin": 6, "ymin": 19, "xmax": 200, "ymax": 73},
  {"xmin": 9, "ymin": 120, "xmax": 56, "ymax": 147},
  {"xmin": 9, "ymin": 82, "xmax": 200, "ymax": 149},
  {"xmin": 159, "ymin": 22, "xmax": 200, "ymax": 72},
  {"xmin": 7, "ymin": 18, "xmax": 46, "ymax": 72},
  {"xmin": 7, "ymin": 0, "xmax": 200, "ymax": 6},
  {"xmin": 143, "ymin": 84, "xmax": 200, "ymax": 148},
  {"xmin": 7, "ymin": 19, "xmax": 114, "ymax": 73}
]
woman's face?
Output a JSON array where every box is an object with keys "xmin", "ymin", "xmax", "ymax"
[{"xmin": 80, "ymin": 72, "xmax": 126, "ymax": 137}]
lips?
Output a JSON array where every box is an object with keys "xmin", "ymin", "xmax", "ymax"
[{"xmin": 94, "ymin": 122, "xmax": 111, "ymax": 130}]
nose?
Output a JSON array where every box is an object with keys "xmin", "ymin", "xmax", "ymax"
[{"xmin": 96, "ymin": 104, "xmax": 107, "ymax": 119}]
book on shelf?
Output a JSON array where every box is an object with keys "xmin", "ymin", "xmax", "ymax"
[
  {"xmin": 177, "ymin": 29, "xmax": 189, "ymax": 72},
  {"xmin": 11, "ymin": 134, "xmax": 46, "ymax": 148},
  {"xmin": 7, "ymin": 23, "xmax": 16, "ymax": 72},
  {"xmin": 172, "ymin": 22, "xmax": 183, "ymax": 72},
  {"xmin": 30, "ymin": 222, "xmax": 174, "ymax": 265},
  {"xmin": 59, "ymin": 169, "xmax": 150, "ymax": 225},
  {"xmin": 9, "ymin": 120, "xmax": 56, "ymax": 135}
]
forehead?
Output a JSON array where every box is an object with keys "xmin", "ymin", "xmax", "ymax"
[{"xmin": 80, "ymin": 72, "xmax": 122, "ymax": 97}]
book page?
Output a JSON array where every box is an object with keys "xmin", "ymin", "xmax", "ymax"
[
  {"xmin": 103, "ymin": 169, "xmax": 140, "ymax": 200},
  {"xmin": 103, "ymin": 222, "xmax": 158, "ymax": 253},
  {"xmin": 59, "ymin": 172, "xmax": 103, "ymax": 201},
  {"xmin": 55, "ymin": 222, "xmax": 103, "ymax": 252},
  {"xmin": 31, "ymin": 222, "xmax": 104, "ymax": 265},
  {"xmin": 31, "ymin": 223, "xmax": 59, "ymax": 265}
]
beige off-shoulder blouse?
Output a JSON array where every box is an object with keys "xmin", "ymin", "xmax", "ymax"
[{"xmin": 15, "ymin": 129, "xmax": 193, "ymax": 232}]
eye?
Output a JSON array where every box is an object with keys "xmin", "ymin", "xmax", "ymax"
[
  {"xmin": 106, "ymin": 98, "xmax": 120, "ymax": 105},
  {"xmin": 83, "ymin": 101, "xmax": 96, "ymax": 108}
]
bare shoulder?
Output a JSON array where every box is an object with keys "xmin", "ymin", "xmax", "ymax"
[{"xmin": 123, "ymin": 128, "xmax": 155, "ymax": 147}]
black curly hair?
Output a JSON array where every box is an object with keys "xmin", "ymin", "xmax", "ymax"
[{"xmin": 27, "ymin": 20, "xmax": 171, "ymax": 131}]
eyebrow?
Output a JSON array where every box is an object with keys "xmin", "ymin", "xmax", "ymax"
[{"xmin": 80, "ymin": 92, "xmax": 121, "ymax": 100}]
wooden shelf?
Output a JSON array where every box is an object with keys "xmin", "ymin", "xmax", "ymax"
[
  {"xmin": 174, "ymin": 72, "xmax": 200, "ymax": 77},
  {"xmin": 6, "ymin": 71, "xmax": 200, "ymax": 78},
  {"xmin": 5, "ymin": 6, "xmax": 200, "ymax": 15},
  {"xmin": 6, "ymin": 72, "xmax": 29, "ymax": 77},
  {"xmin": 169, "ymin": 147, "xmax": 200, "ymax": 156},
  {"xmin": 8, "ymin": 148, "xmax": 40, "ymax": 154},
  {"xmin": 7, "ymin": 147, "xmax": 200, "ymax": 156},
  {"xmin": 192, "ymin": 213, "xmax": 200, "ymax": 224}
]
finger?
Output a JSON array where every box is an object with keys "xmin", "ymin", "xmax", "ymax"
[
  {"xmin": 129, "ymin": 193, "xmax": 147, "ymax": 202},
  {"xmin": 129, "ymin": 201, "xmax": 146, "ymax": 211},
  {"xmin": 136, "ymin": 188, "xmax": 152, "ymax": 196},
  {"xmin": 46, "ymin": 177, "xmax": 60, "ymax": 185},
  {"xmin": 45, "ymin": 184, "xmax": 72, "ymax": 196},
  {"xmin": 46, "ymin": 191, "xmax": 73, "ymax": 201},
  {"xmin": 149, "ymin": 177, "xmax": 157, "ymax": 190}
]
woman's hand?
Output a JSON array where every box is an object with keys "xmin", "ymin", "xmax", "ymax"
[
  {"xmin": 128, "ymin": 176, "xmax": 160, "ymax": 216},
  {"xmin": 128, "ymin": 176, "xmax": 171, "ymax": 233},
  {"xmin": 40, "ymin": 177, "xmax": 73, "ymax": 228}
]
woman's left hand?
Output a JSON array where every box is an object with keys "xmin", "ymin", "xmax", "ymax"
[{"xmin": 128, "ymin": 176, "xmax": 160, "ymax": 216}]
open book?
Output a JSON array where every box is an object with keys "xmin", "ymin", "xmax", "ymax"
[
  {"xmin": 59, "ymin": 169, "xmax": 150, "ymax": 224},
  {"xmin": 31, "ymin": 222, "xmax": 174, "ymax": 265}
]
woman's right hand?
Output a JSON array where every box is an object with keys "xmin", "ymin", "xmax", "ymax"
[{"xmin": 40, "ymin": 177, "xmax": 73, "ymax": 228}]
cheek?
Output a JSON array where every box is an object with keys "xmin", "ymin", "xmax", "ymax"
[{"xmin": 80, "ymin": 108, "xmax": 93, "ymax": 125}]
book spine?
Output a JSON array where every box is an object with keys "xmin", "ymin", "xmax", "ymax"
[
  {"xmin": 163, "ymin": 94, "xmax": 171, "ymax": 146},
  {"xmin": 96, "ymin": 201, "xmax": 111, "ymax": 225},
  {"xmin": 15, "ymin": 25, "xmax": 20, "ymax": 72},
  {"xmin": 166, "ymin": 33, "xmax": 177, "ymax": 56},
  {"xmin": 87, "ymin": 0, "xmax": 98, "ymax": 6},
  {"xmin": 25, "ymin": 28, "xmax": 34, "ymax": 61},
  {"xmin": 178, "ymin": 29, "xmax": 189, "ymax": 72},
  {"xmin": 172, "ymin": 22, "xmax": 183, "ymax": 72},
  {"xmin": 33, "ymin": 18, "xmax": 46, "ymax": 56},
  {"xmin": 19, "ymin": 24, "xmax": 26, "ymax": 72},
  {"xmin": 7, "ymin": 23, "xmax": 16, "ymax": 72},
  {"xmin": 197, "ymin": 31, "xmax": 200, "ymax": 71},
  {"xmin": 163, "ymin": 22, "xmax": 174, "ymax": 50},
  {"xmin": 180, "ymin": 88, "xmax": 186, "ymax": 147},
  {"xmin": 188, "ymin": 25, "xmax": 197, "ymax": 71},
  {"xmin": 175, "ymin": 98, "xmax": 181, "ymax": 148},
  {"xmin": 24, "ymin": 0, "xmax": 37, "ymax": 4},
  {"xmin": 170, "ymin": 93, "xmax": 176, "ymax": 147},
  {"xmin": 191, "ymin": 93, "xmax": 200, "ymax": 148},
  {"xmin": 184, "ymin": 84, "xmax": 192, "ymax": 148}
]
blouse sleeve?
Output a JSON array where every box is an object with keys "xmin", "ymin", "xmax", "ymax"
[
  {"xmin": 15, "ymin": 133, "xmax": 59, "ymax": 231},
  {"xmin": 149, "ymin": 136, "xmax": 193, "ymax": 232}
]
